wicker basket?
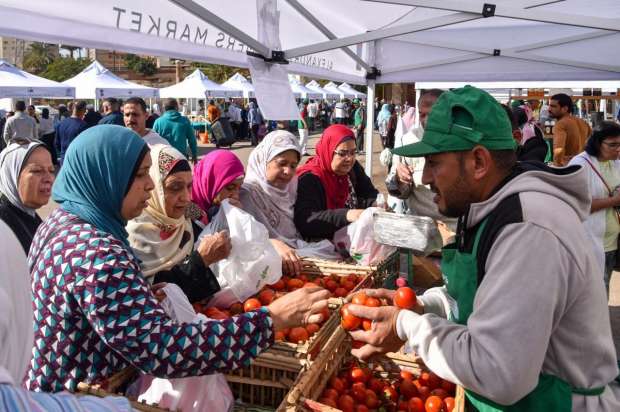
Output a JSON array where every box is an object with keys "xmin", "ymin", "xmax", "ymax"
[{"xmin": 277, "ymin": 327, "xmax": 466, "ymax": 412}]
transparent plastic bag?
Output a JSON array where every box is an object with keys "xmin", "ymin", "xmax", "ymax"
[{"xmin": 195, "ymin": 200, "xmax": 282, "ymax": 301}]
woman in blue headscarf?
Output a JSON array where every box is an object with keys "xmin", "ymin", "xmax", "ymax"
[
  {"xmin": 376, "ymin": 103, "xmax": 393, "ymax": 148},
  {"xmin": 26, "ymin": 125, "xmax": 328, "ymax": 393}
]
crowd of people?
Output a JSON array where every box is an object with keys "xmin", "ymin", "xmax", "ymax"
[{"xmin": 0, "ymin": 84, "xmax": 619, "ymax": 411}]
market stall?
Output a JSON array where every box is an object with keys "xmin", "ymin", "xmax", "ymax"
[
  {"xmin": 160, "ymin": 68, "xmax": 242, "ymax": 99},
  {"xmin": 305, "ymin": 80, "xmax": 340, "ymax": 100},
  {"xmin": 0, "ymin": 59, "xmax": 75, "ymax": 99},
  {"xmin": 289, "ymin": 77, "xmax": 323, "ymax": 100}
]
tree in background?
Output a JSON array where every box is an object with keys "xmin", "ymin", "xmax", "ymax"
[
  {"xmin": 22, "ymin": 43, "xmax": 57, "ymax": 74},
  {"xmin": 189, "ymin": 62, "xmax": 250, "ymax": 83},
  {"xmin": 41, "ymin": 57, "xmax": 92, "ymax": 82},
  {"xmin": 125, "ymin": 54, "xmax": 158, "ymax": 76}
]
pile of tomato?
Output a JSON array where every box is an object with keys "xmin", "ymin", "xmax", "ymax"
[
  {"xmin": 341, "ymin": 287, "xmax": 418, "ymax": 333},
  {"xmin": 192, "ymin": 272, "xmax": 365, "ymax": 344},
  {"xmin": 318, "ymin": 361, "xmax": 457, "ymax": 412}
]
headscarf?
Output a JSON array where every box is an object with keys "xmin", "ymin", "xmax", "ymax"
[
  {"xmin": 402, "ymin": 107, "xmax": 416, "ymax": 132},
  {"xmin": 192, "ymin": 150, "xmax": 245, "ymax": 213},
  {"xmin": 127, "ymin": 145, "xmax": 194, "ymax": 277},
  {"xmin": 377, "ymin": 103, "xmax": 392, "ymax": 125},
  {"xmin": 240, "ymin": 130, "xmax": 301, "ymax": 244},
  {"xmin": 52, "ymin": 125, "xmax": 148, "ymax": 245},
  {"xmin": 0, "ymin": 140, "xmax": 47, "ymax": 217},
  {"xmin": 0, "ymin": 220, "xmax": 32, "ymax": 385},
  {"xmin": 519, "ymin": 104, "xmax": 537, "ymax": 144},
  {"xmin": 296, "ymin": 124, "xmax": 355, "ymax": 210}
]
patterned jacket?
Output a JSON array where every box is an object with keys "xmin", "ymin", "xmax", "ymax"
[{"xmin": 26, "ymin": 208, "xmax": 273, "ymax": 393}]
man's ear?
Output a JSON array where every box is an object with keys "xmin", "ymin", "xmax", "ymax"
[{"xmin": 470, "ymin": 145, "xmax": 493, "ymax": 182}]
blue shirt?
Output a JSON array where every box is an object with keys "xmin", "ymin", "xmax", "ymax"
[
  {"xmin": 55, "ymin": 117, "xmax": 88, "ymax": 164},
  {"xmin": 98, "ymin": 111, "xmax": 124, "ymax": 126}
]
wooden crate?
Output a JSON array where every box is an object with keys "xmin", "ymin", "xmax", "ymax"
[{"xmin": 277, "ymin": 327, "xmax": 465, "ymax": 412}]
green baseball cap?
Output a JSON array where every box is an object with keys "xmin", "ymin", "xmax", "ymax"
[{"xmin": 392, "ymin": 85, "xmax": 516, "ymax": 158}]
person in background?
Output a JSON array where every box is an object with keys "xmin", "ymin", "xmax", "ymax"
[
  {"xmin": 37, "ymin": 108, "xmax": 57, "ymax": 166},
  {"xmin": 248, "ymin": 101, "xmax": 263, "ymax": 147},
  {"xmin": 98, "ymin": 97, "xmax": 124, "ymax": 126},
  {"xmin": 227, "ymin": 100, "xmax": 242, "ymax": 137},
  {"xmin": 298, "ymin": 100, "xmax": 309, "ymax": 156},
  {"xmin": 385, "ymin": 104, "xmax": 398, "ymax": 150},
  {"xmin": 83, "ymin": 104, "xmax": 102, "ymax": 128},
  {"xmin": 569, "ymin": 121, "xmax": 620, "ymax": 296},
  {"xmin": 0, "ymin": 141, "xmax": 54, "ymax": 253},
  {"xmin": 55, "ymin": 100, "xmax": 88, "ymax": 165},
  {"xmin": 294, "ymin": 124, "xmax": 378, "ymax": 241},
  {"xmin": 197, "ymin": 99, "xmax": 206, "ymax": 116},
  {"xmin": 506, "ymin": 105, "xmax": 548, "ymax": 163},
  {"xmin": 307, "ymin": 100, "xmax": 319, "ymax": 132},
  {"xmin": 3, "ymin": 100, "xmax": 37, "ymax": 143},
  {"xmin": 27, "ymin": 105, "xmax": 40, "ymax": 132},
  {"xmin": 128, "ymin": 144, "xmax": 229, "ymax": 303},
  {"xmin": 26, "ymin": 125, "xmax": 330, "ymax": 393},
  {"xmin": 123, "ymin": 97, "xmax": 169, "ymax": 147},
  {"xmin": 153, "ymin": 98, "xmax": 197, "ymax": 164},
  {"xmin": 0, "ymin": 110, "xmax": 8, "ymax": 150},
  {"xmin": 334, "ymin": 99, "xmax": 346, "ymax": 125},
  {"xmin": 55, "ymin": 104, "xmax": 69, "ymax": 125},
  {"xmin": 207, "ymin": 100, "xmax": 220, "ymax": 123},
  {"xmin": 145, "ymin": 105, "xmax": 159, "ymax": 129},
  {"xmin": 549, "ymin": 93, "xmax": 591, "ymax": 166},
  {"xmin": 353, "ymin": 99, "xmax": 366, "ymax": 154}
]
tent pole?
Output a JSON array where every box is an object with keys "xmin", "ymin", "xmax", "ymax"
[{"xmin": 365, "ymin": 80, "xmax": 376, "ymax": 176}]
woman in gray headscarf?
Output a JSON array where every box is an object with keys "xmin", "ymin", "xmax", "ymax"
[{"xmin": 0, "ymin": 140, "xmax": 55, "ymax": 253}]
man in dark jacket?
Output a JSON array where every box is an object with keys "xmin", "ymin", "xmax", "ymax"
[
  {"xmin": 98, "ymin": 97, "xmax": 124, "ymax": 126},
  {"xmin": 55, "ymin": 101, "xmax": 88, "ymax": 165},
  {"xmin": 83, "ymin": 104, "xmax": 102, "ymax": 128}
]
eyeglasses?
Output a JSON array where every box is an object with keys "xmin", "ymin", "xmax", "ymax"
[
  {"xmin": 333, "ymin": 149, "xmax": 357, "ymax": 158},
  {"xmin": 602, "ymin": 141, "xmax": 620, "ymax": 149}
]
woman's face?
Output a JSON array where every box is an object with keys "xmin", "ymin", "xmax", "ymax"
[
  {"xmin": 18, "ymin": 147, "xmax": 55, "ymax": 209},
  {"xmin": 599, "ymin": 136, "xmax": 620, "ymax": 161},
  {"xmin": 213, "ymin": 176, "xmax": 244, "ymax": 205},
  {"xmin": 265, "ymin": 150, "xmax": 299, "ymax": 189},
  {"xmin": 121, "ymin": 154, "xmax": 154, "ymax": 220},
  {"xmin": 163, "ymin": 170, "xmax": 193, "ymax": 219},
  {"xmin": 331, "ymin": 139, "xmax": 357, "ymax": 176}
]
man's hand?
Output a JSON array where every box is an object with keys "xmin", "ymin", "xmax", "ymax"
[
  {"xmin": 395, "ymin": 163, "xmax": 414, "ymax": 186},
  {"xmin": 197, "ymin": 230, "xmax": 232, "ymax": 266},
  {"xmin": 271, "ymin": 239, "xmax": 302, "ymax": 276},
  {"xmin": 346, "ymin": 304, "xmax": 406, "ymax": 361},
  {"xmin": 346, "ymin": 209, "xmax": 364, "ymax": 223}
]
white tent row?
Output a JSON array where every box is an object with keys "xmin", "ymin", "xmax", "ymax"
[
  {"xmin": 160, "ymin": 69, "xmax": 241, "ymax": 98},
  {"xmin": 222, "ymin": 73, "xmax": 255, "ymax": 98},
  {"xmin": 1, "ymin": 0, "xmax": 619, "ymax": 174},
  {"xmin": 63, "ymin": 61, "xmax": 158, "ymax": 99},
  {"xmin": 0, "ymin": 59, "xmax": 74, "ymax": 98}
]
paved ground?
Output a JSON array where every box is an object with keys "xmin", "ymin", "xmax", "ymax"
[{"xmin": 39, "ymin": 129, "xmax": 620, "ymax": 357}]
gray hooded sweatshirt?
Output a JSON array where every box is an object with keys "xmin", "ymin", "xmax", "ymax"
[{"xmin": 396, "ymin": 164, "xmax": 620, "ymax": 410}]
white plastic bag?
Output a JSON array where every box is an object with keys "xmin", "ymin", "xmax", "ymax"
[
  {"xmin": 195, "ymin": 199, "xmax": 282, "ymax": 302},
  {"xmin": 134, "ymin": 284, "xmax": 234, "ymax": 412},
  {"xmin": 333, "ymin": 207, "xmax": 397, "ymax": 266},
  {"xmin": 294, "ymin": 239, "xmax": 340, "ymax": 260}
]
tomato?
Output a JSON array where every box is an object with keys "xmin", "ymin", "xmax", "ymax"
[
  {"xmin": 192, "ymin": 302, "xmax": 204, "ymax": 313},
  {"xmin": 274, "ymin": 331, "xmax": 286, "ymax": 341},
  {"xmin": 369, "ymin": 377, "xmax": 385, "ymax": 394},
  {"xmin": 329, "ymin": 376, "xmax": 346, "ymax": 394},
  {"xmin": 424, "ymin": 395, "xmax": 444, "ymax": 412},
  {"xmin": 340, "ymin": 304, "xmax": 362, "ymax": 331},
  {"xmin": 350, "ymin": 367, "xmax": 368, "ymax": 384},
  {"xmin": 400, "ymin": 370, "xmax": 414, "ymax": 381},
  {"xmin": 399, "ymin": 400, "xmax": 410, "ymax": 411},
  {"xmin": 354, "ymin": 404, "xmax": 369, "ymax": 412},
  {"xmin": 335, "ymin": 287, "xmax": 349, "ymax": 297},
  {"xmin": 258, "ymin": 288, "xmax": 275, "ymax": 305},
  {"xmin": 365, "ymin": 297, "xmax": 381, "ymax": 307},
  {"xmin": 351, "ymin": 383, "xmax": 367, "ymax": 403},
  {"xmin": 306, "ymin": 323, "xmax": 320, "ymax": 335},
  {"xmin": 318, "ymin": 307, "xmax": 330, "ymax": 324},
  {"xmin": 408, "ymin": 397, "xmax": 425, "ymax": 412},
  {"xmin": 419, "ymin": 372, "xmax": 430, "ymax": 387},
  {"xmin": 362, "ymin": 318, "xmax": 373, "ymax": 331},
  {"xmin": 337, "ymin": 394, "xmax": 355, "ymax": 412},
  {"xmin": 394, "ymin": 287, "xmax": 417, "ymax": 309},
  {"xmin": 352, "ymin": 340, "xmax": 365, "ymax": 349},
  {"xmin": 418, "ymin": 386, "xmax": 430, "ymax": 401},
  {"xmin": 318, "ymin": 397, "xmax": 338, "ymax": 408},
  {"xmin": 342, "ymin": 280, "xmax": 356, "ymax": 291},
  {"xmin": 443, "ymin": 397, "xmax": 455, "ymax": 412},
  {"xmin": 243, "ymin": 298, "xmax": 262, "ymax": 312},
  {"xmin": 228, "ymin": 302, "xmax": 243, "ymax": 315},
  {"xmin": 427, "ymin": 372, "xmax": 442, "ymax": 390},
  {"xmin": 298, "ymin": 274, "xmax": 309, "ymax": 282},
  {"xmin": 365, "ymin": 390, "xmax": 380, "ymax": 408},
  {"xmin": 204, "ymin": 307, "xmax": 229, "ymax": 319},
  {"xmin": 352, "ymin": 292, "xmax": 368, "ymax": 305},
  {"xmin": 382, "ymin": 385, "xmax": 398, "ymax": 402},
  {"xmin": 440, "ymin": 380, "xmax": 456, "ymax": 394},
  {"xmin": 400, "ymin": 377, "xmax": 419, "ymax": 399},
  {"xmin": 287, "ymin": 327, "xmax": 309, "ymax": 343},
  {"xmin": 322, "ymin": 388, "xmax": 339, "ymax": 401},
  {"xmin": 347, "ymin": 273, "xmax": 359, "ymax": 283},
  {"xmin": 287, "ymin": 278, "xmax": 304, "ymax": 290},
  {"xmin": 270, "ymin": 279, "xmax": 285, "ymax": 291},
  {"xmin": 303, "ymin": 281, "xmax": 319, "ymax": 288},
  {"xmin": 325, "ymin": 279, "xmax": 339, "ymax": 292},
  {"xmin": 429, "ymin": 388, "xmax": 449, "ymax": 400}
]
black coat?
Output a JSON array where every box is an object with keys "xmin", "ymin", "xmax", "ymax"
[
  {"xmin": 0, "ymin": 195, "xmax": 42, "ymax": 254},
  {"xmin": 517, "ymin": 132, "xmax": 549, "ymax": 163},
  {"xmin": 294, "ymin": 161, "xmax": 378, "ymax": 241}
]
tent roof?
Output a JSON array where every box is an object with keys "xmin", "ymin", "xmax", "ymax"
[
  {"xmin": 305, "ymin": 80, "xmax": 340, "ymax": 99},
  {"xmin": 323, "ymin": 81, "xmax": 354, "ymax": 99},
  {"xmin": 338, "ymin": 82, "xmax": 366, "ymax": 98},
  {"xmin": 0, "ymin": 59, "xmax": 74, "ymax": 98},
  {"xmin": 160, "ymin": 69, "xmax": 241, "ymax": 98},
  {"xmin": 289, "ymin": 78, "xmax": 323, "ymax": 99},
  {"xmin": 62, "ymin": 61, "xmax": 158, "ymax": 99},
  {"xmin": 221, "ymin": 73, "xmax": 255, "ymax": 98},
  {"xmin": 0, "ymin": 1, "xmax": 619, "ymax": 85}
]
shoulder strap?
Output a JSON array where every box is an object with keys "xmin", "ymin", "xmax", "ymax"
[{"xmin": 583, "ymin": 156, "xmax": 613, "ymax": 195}]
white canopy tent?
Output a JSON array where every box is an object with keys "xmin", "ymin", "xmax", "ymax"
[
  {"xmin": 305, "ymin": 80, "xmax": 340, "ymax": 100},
  {"xmin": 160, "ymin": 69, "xmax": 241, "ymax": 98},
  {"xmin": 323, "ymin": 82, "xmax": 355, "ymax": 99},
  {"xmin": 338, "ymin": 82, "xmax": 366, "ymax": 99},
  {"xmin": 63, "ymin": 61, "xmax": 158, "ymax": 99},
  {"xmin": 289, "ymin": 77, "xmax": 323, "ymax": 100},
  {"xmin": 222, "ymin": 73, "xmax": 255, "ymax": 98},
  {"xmin": 0, "ymin": 59, "xmax": 74, "ymax": 98},
  {"xmin": 2, "ymin": 0, "xmax": 619, "ymax": 174}
]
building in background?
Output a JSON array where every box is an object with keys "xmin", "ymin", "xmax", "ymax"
[{"xmin": 0, "ymin": 37, "xmax": 34, "ymax": 67}]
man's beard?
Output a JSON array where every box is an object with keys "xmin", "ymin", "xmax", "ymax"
[{"xmin": 436, "ymin": 174, "xmax": 474, "ymax": 218}]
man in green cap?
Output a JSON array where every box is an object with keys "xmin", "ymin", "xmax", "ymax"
[
  {"xmin": 345, "ymin": 86, "xmax": 620, "ymax": 411},
  {"xmin": 352, "ymin": 99, "xmax": 366, "ymax": 153}
]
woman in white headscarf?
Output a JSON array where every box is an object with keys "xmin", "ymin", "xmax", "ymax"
[
  {"xmin": 0, "ymin": 140, "xmax": 54, "ymax": 253},
  {"xmin": 0, "ymin": 219, "xmax": 132, "ymax": 411}
]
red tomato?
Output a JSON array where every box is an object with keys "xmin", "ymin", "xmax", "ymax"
[
  {"xmin": 427, "ymin": 372, "xmax": 442, "ymax": 390},
  {"xmin": 322, "ymin": 388, "xmax": 339, "ymax": 401},
  {"xmin": 274, "ymin": 331, "xmax": 286, "ymax": 341},
  {"xmin": 425, "ymin": 395, "xmax": 444, "ymax": 412},
  {"xmin": 318, "ymin": 307, "xmax": 330, "ymax": 324},
  {"xmin": 369, "ymin": 378, "xmax": 385, "ymax": 394},
  {"xmin": 335, "ymin": 287, "xmax": 349, "ymax": 297},
  {"xmin": 408, "ymin": 397, "xmax": 425, "ymax": 412},
  {"xmin": 287, "ymin": 278, "xmax": 304, "ymax": 290},
  {"xmin": 228, "ymin": 302, "xmax": 243, "ymax": 315},
  {"xmin": 325, "ymin": 279, "xmax": 339, "ymax": 292},
  {"xmin": 418, "ymin": 385, "xmax": 430, "ymax": 401},
  {"xmin": 400, "ymin": 370, "xmax": 414, "ymax": 381},
  {"xmin": 355, "ymin": 405, "xmax": 369, "ymax": 412},
  {"xmin": 350, "ymin": 367, "xmax": 368, "ymax": 384},
  {"xmin": 352, "ymin": 340, "xmax": 365, "ymax": 349},
  {"xmin": 394, "ymin": 287, "xmax": 417, "ymax": 309},
  {"xmin": 204, "ymin": 307, "xmax": 229, "ymax": 319},
  {"xmin": 305, "ymin": 323, "xmax": 320, "ymax": 336},
  {"xmin": 430, "ymin": 388, "xmax": 449, "ymax": 400},
  {"xmin": 351, "ymin": 383, "xmax": 367, "ymax": 403},
  {"xmin": 342, "ymin": 280, "xmax": 356, "ymax": 291},
  {"xmin": 365, "ymin": 390, "xmax": 380, "ymax": 408},
  {"xmin": 365, "ymin": 297, "xmax": 382, "ymax": 307},
  {"xmin": 440, "ymin": 380, "xmax": 456, "ymax": 394},
  {"xmin": 270, "ymin": 279, "xmax": 285, "ymax": 291},
  {"xmin": 347, "ymin": 273, "xmax": 359, "ymax": 283},
  {"xmin": 287, "ymin": 327, "xmax": 309, "ymax": 343},
  {"xmin": 337, "ymin": 394, "xmax": 355, "ymax": 412},
  {"xmin": 419, "ymin": 372, "xmax": 431, "ymax": 387},
  {"xmin": 258, "ymin": 288, "xmax": 275, "ymax": 305},
  {"xmin": 318, "ymin": 397, "xmax": 337, "ymax": 408},
  {"xmin": 352, "ymin": 292, "xmax": 368, "ymax": 305},
  {"xmin": 443, "ymin": 397, "xmax": 455, "ymax": 412},
  {"xmin": 362, "ymin": 318, "xmax": 373, "ymax": 331},
  {"xmin": 400, "ymin": 377, "xmax": 419, "ymax": 399},
  {"xmin": 398, "ymin": 400, "xmax": 409, "ymax": 411},
  {"xmin": 341, "ymin": 304, "xmax": 362, "ymax": 331},
  {"xmin": 329, "ymin": 376, "xmax": 346, "ymax": 394},
  {"xmin": 243, "ymin": 298, "xmax": 262, "ymax": 312},
  {"xmin": 382, "ymin": 385, "xmax": 398, "ymax": 402},
  {"xmin": 303, "ymin": 282, "xmax": 319, "ymax": 288}
]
